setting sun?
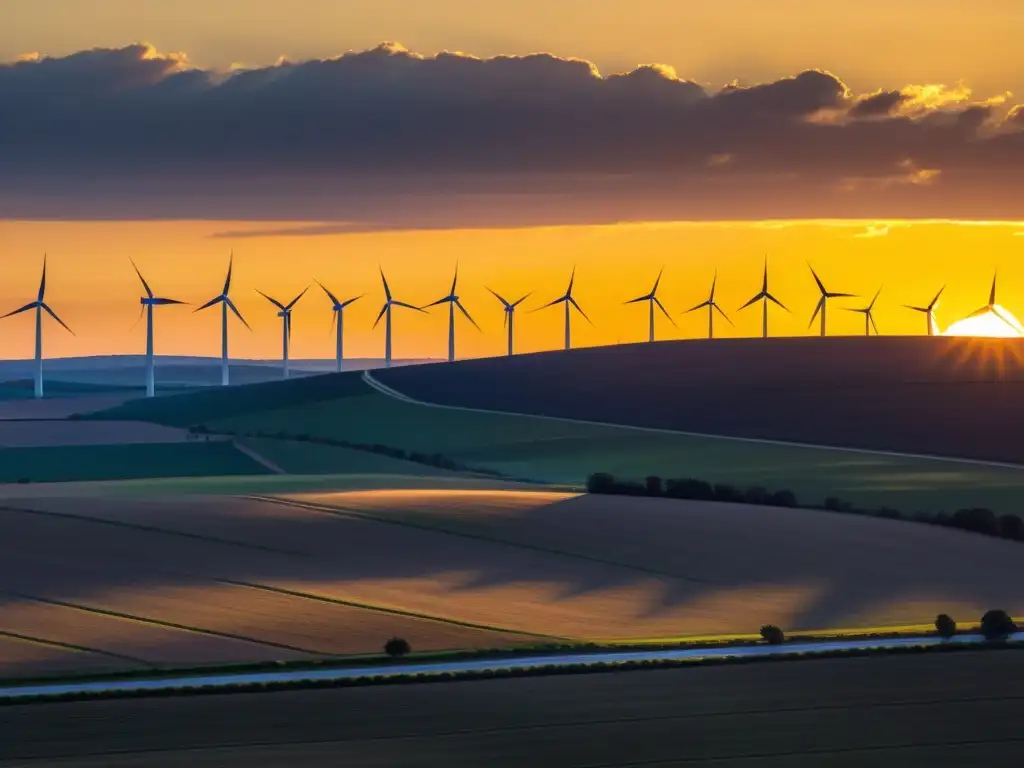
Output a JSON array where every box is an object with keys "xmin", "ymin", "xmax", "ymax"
[{"xmin": 943, "ymin": 307, "xmax": 1024, "ymax": 338}]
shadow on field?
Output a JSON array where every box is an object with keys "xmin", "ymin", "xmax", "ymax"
[{"xmin": 1, "ymin": 489, "xmax": 1022, "ymax": 676}]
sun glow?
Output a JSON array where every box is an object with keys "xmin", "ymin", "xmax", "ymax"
[{"xmin": 943, "ymin": 307, "xmax": 1024, "ymax": 337}]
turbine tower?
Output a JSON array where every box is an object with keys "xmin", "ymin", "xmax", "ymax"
[
  {"xmin": 904, "ymin": 285, "xmax": 945, "ymax": 336},
  {"xmin": 625, "ymin": 267, "xmax": 675, "ymax": 343},
  {"xmin": 963, "ymin": 271, "xmax": 1019, "ymax": 330},
  {"xmin": 846, "ymin": 287, "xmax": 882, "ymax": 336},
  {"xmin": 131, "ymin": 259, "xmax": 185, "ymax": 398},
  {"xmin": 537, "ymin": 267, "xmax": 592, "ymax": 351},
  {"xmin": 318, "ymin": 282, "xmax": 363, "ymax": 372},
  {"xmin": 257, "ymin": 287, "xmax": 309, "ymax": 379},
  {"xmin": 685, "ymin": 270, "xmax": 733, "ymax": 339},
  {"xmin": 374, "ymin": 268, "xmax": 425, "ymax": 368},
  {"xmin": 1, "ymin": 255, "xmax": 74, "ymax": 399},
  {"xmin": 195, "ymin": 252, "xmax": 251, "ymax": 386},
  {"xmin": 488, "ymin": 288, "xmax": 531, "ymax": 356},
  {"xmin": 738, "ymin": 258, "xmax": 789, "ymax": 338},
  {"xmin": 808, "ymin": 264, "xmax": 855, "ymax": 337},
  {"xmin": 423, "ymin": 264, "xmax": 480, "ymax": 363}
]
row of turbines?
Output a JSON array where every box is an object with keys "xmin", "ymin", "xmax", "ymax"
[{"xmin": 1, "ymin": 255, "xmax": 1007, "ymax": 398}]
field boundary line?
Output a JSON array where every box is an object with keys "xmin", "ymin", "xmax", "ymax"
[
  {"xmin": 231, "ymin": 439, "xmax": 287, "ymax": 474},
  {"xmin": 0, "ymin": 504, "xmax": 306, "ymax": 557},
  {"xmin": 0, "ymin": 590, "xmax": 330, "ymax": 658},
  {"xmin": 362, "ymin": 371, "xmax": 1024, "ymax": 471},
  {"xmin": 0, "ymin": 629, "xmax": 153, "ymax": 667},
  {"xmin": 216, "ymin": 578, "xmax": 565, "ymax": 641},
  {"xmin": 245, "ymin": 494, "xmax": 714, "ymax": 586}
]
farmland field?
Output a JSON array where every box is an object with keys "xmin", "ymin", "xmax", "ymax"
[
  {"xmin": 3, "ymin": 651, "xmax": 1023, "ymax": 766},
  {"xmin": 1, "ymin": 487, "xmax": 1020, "ymax": 679},
  {"xmin": 0, "ymin": 421, "xmax": 191, "ymax": 448},
  {"xmin": 235, "ymin": 437, "xmax": 460, "ymax": 477}
]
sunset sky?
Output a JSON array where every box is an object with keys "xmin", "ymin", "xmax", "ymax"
[{"xmin": 2, "ymin": 1, "xmax": 1023, "ymax": 360}]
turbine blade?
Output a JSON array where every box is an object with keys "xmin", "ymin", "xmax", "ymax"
[
  {"xmin": 809, "ymin": 298, "xmax": 823, "ymax": 328},
  {"xmin": 423, "ymin": 296, "xmax": 451, "ymax": 309},
  {"xmin": 929, "ymin": 284, "xmax": 946, "ymax": 310},
  {"xmin": 38, "ymin": 254, "xmax": 47, "ymax": 302},
  {"xmin": 194, "ymin": 296, "xmax": 223, "ymax": 313},
  {"xmin": 487, "ymin": 287, "xmax": 511, "ymax": 309},
  {"xmin": 655, "ymin": 297, "xmax": 677, "ymax": 326},
  {"xmin": 989, "ymin": 271, "xmax": 997, "ymax": 306},
  {"xmin": 569, "ymin": 296, "xmax": 593, "ymax": 325},
  {"xmin": 868, "ymin": 286, "xmax": 882, "ymax": 309},
  {"xmin": 566, "ymin": 266, "xmax": 576, "ymax": 297},
  {"xmin": 624, "ymin": 295, "xmax": 649, "ymax": 305},
  {"xmin": 456, "ymin": 300, "xmax": 481, "ymax": 330},
  {"xmin": 738, "ymin": 293, "xmax": 763, "ymax": 311},
  {"xmin": 317, "ymin": 281, "xmax": 341, "ymax": 307},
  {"xmin": 225, "ymin": 297, "xmax": 251, "ymax": 331},
  {"xmin": 41, "ymin": 303, "xmax": 74, "ymax": 335},
  {"xmin": 256, "ymin": 289, "xmax": 286, "ymax": 311},
  {"xmin": 869, "ymin": 313, "xmax": 879, "ymax": 335},
  {"xmin": 151, "ymin": 297, "xmax": 187, "ymax": 306},
  {"xmin": 329, "ymin": 308, "xmax": 337, "ymax": 334},
  {"xmin": 339, "ymin": 294, "xmax": 364, "ymax": 309},
  {"xmin": 904, "ymin": 305, "xmax": 928, "ymax": 313},
  {"xmin": 379, "ymin": 267, "xmax": 392, "ymax": 301},
  {"xmin": 713, "ymin": 303, "xmax": 734, "ymax": 326},
  {"xmin": 709, "ymin": 269, "xmax": 718, "ymax": 301},
  {"xmin": 652, "ymin": 266, "xmax": 664, "ymax": 295},
  {"xmin": 826, "ymin": 292, "xmax": 857, "ymax": 299},
  {"xmin": 532, "ymin": 296, "xmax": 566, "ymax": 312},
  {"xmin": 512, "ymin": 292, "xmax": 532, "ymax": 308},
  {"xmin": 503, "ymin": 310, "xmax": 508, "ymax": 329},
  {"xmin": 685, "ymin": 300, "xmax": 711, "ymax": 314},
  {"xmin": 392, "ymin": 300, "xmax": 427, "ymax": 313},
  {"xmin": 223, "ymin": 252, "xmax": 234, "ymax": 295},
  {"xmin": 129, "ymin": 304, "xmax": 146, "ymax": 331},
  {"xmin": 765, "ymin": 292, "xmax": 790, "ymax": 312},
  {"xmin": 373, "ymin": 304, "xmax": 388, "ymax": 328},
  {"xmin": 808, "ymin": 263, "xmax": 826, "ymax": 295},
  {"xmin": 286, "ymin": 285, "xmax": 310, "ymax": 310},
  {"xmin": 966, "ymin": 305, "xmax": 992, "ymax": 319},
  {"xmin": 450, "ymin": 263, "xmax": 459, "ymax": 296},
  {"xmin": 1, "ymin": 302, "xmax": 39, "ymax": 320},
  {"xmin": 762, "ymin": 257, "xmax": 769, "ymax": 292},
  {"xmin": 130, "ymin": 258, "xmax": 154, "ymax": 299}
]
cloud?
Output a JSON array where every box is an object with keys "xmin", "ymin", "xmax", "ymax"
[
  {"xmin": 854, "ymin": 224, "xmax": 890, "ymax": 238},
  {"xmin": 1, "ymin": 43, "xmax": 1023, "ymax": 224}
]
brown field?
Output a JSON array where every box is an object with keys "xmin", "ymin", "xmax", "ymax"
[
  {"xmin": 0, "ymin": 636, "xmax": 142, "ymax": 680},
  {"xmin": 0, "ymin": 421, "xmax": 193, "ymax": 448},
  {"xmin": 0, "ymin": 395, "xmax": 137, "ymax": 421},
  {"xmin": 2, "ymin": 487, "xmax": 1022, "ymax": 683}
]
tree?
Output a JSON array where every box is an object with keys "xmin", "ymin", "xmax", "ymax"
[
  {"xmin": 384, "ymin": 637, "xmax": 411, "ymax": 658},
  {"xmin": 998, "ymin": 514, "xmax": 1024, "ymax": 541},
  {"xmin": 950, "ymin": 507, "xmax": 999, "ymax": 536},
  {"xmin": 979, "ymin": 610, "xmax": 1018, "ymax": 642},
  {"xmin": 934, "ymin": 613, "xmax": 957, "ymax": 639},
  {"xmin": 644, "ymin": 476, "xmax": 664, "ymax": 497},
  {"xmin": 760, "ymin": 625, "xmax": 785, "ymax": 645},
  {"xmin": 586, "ymin": 473, "xmax": 616, "ymax": 494}
]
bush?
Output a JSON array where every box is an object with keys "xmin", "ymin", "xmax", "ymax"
[
  {"xmin": 999, "ymin": 514, "xmax": 1024, "ymax": 541},
  {"xmin": 664, "ymin": 478, "xmax": 715, "ymax": 501},
  {"xmin": 979, "ymin": 610, "xmax": 1018, "ymax": 642},
  {"xmin": 384, "ymin": 637, "xmax": 411, "ymax": 658},
  {"xmin": 586, "ymin": 472, "xmax": 617, "ymax": 494},
  {"xmin": 768, "ymin": 489, "xmax": 798, "ymax": 508},
  {"xmin": 713, "ymin": 483, "xmax": 744, "ymax": 503},
  {"xmin": 950, "ymin": 507, "xmax": 1000, "ymax": 537},
  {"xmin": 644, "ymin": 476, "xmax": 664, "ymax": 497},
  {"xmin": 743, "ymin": 486, "xmax": 771, "ymax": 506},
  {"xmin": 760, "ymin": 625, "xmax": 785, "ymax": 645},
  {"xmin": 934, "ymin": 614, "xmax": 957, "ymax": 639}
]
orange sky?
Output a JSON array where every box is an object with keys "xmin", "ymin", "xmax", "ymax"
[{"xmin": 2, "ymin": 219, "xmax": 1022, "ymax": 360}]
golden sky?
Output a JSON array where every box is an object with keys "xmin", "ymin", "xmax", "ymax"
[
  {"xmin": 3, "ymin": 3, "xmax": 1024, "ymax": 360},
  {"xmin": 2, "ymin": 219, "xmax": 1022, "ymax": 361}
]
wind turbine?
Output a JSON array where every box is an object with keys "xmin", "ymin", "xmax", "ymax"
[
  {"xmin": 257, "ymin": 287, "xmax": 309, "ymax": 379},
  {"xmin": 536, "ymin": 267, "xmax": 592, "ymax": 351},
  {"xmin": 423, "ymin": 264, "xmax": 480, "ymax": 363},
  {"xmin": 488, "ymin": 288, "xmax": 531, "ymax": 356},
  {"xmin": 846, "ymin": 287, "xmax": 882, "ymax": 336},
  {"xmin": 904, "ymin": 285, "xmax": 945, "ymax": 336},
  {"xmin": 685, "ymin": 270, "xmax": 733, "ymax": 339},
  {"xmin": 195, "ymin": 252, "xmax": 251, "ymax": 386},
  {"xmin": 962, "ymin": 271, "xmax": 1020, "ymax": 331},
  {"xmin": 318, "ymin": 282, "xmax": 363, "ymax": 372},
  {"xmin": 131, "ymin": 259, "xmax": 185, "ymax": 397},
  {"xmin": 1, "ymin": 255, "xmax": 73, "ymax": 399},
  {"xmin": 808, "ymin": 264, "xmax": 855, "ymax": 337},
  {"xmin": 374, "ymin": 268, "xmax": 425, "ymax": 368},
  {"xmin": 625, "ymin": 267, "xmax": 675, "ymax": 342},
  {"xmin": 738, "ymin": 258, "xmax": 789, "ymax": 338}
]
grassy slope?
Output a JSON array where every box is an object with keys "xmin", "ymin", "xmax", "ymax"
[
  {"xmin": 236, "ymin": 437, "xmax": 457, "ymax": 477},
  {"xmin": 0, "ymin": 442, "xmax": 270, "ymax": 483}
]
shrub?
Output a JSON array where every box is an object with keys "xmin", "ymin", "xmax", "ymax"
[
  {"xmin": 664, "ymin": 478, "xmax": 715, "ymax": 501},
  {"xmin": 768, "ymin": 489, "xmax": 798, "ymax": 508},
  {"xmin": 384, "ymin": 637, "xmax": 411, "ymax": 658},
  {"xmin": 743, "ymin": 486, "xmax": 771, "ymax": 506},
  {"xmin": 998, "ymin": 514, "xmax": 1024, "ymax": 541},
  {"xmin": 979, "ymin": 610, "xmax": 1018, "ymax": 642},
  {"xmin": 586, "ymin": 472, "xmax": 617, "ymax": 494},
  {"xmin": 950, "ymin": 507, "xmax": 1000, "ymax": 537},
  {"xmin": 760, "ymin": 625, "xmax": 785, "ymax": 645},
  {"xmin": 934, "ymin": 614, "xmax": 957, "ymax": 639},
  {"xmin": 713, "ymin": 483, "xmax": 744, "ymax": 503},
  {"xmin": 644, "ymin": 476, "xmax": 664, "ymax": 497}
]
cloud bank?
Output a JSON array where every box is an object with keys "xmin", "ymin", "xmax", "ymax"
[{"xmin": 1, "ymin": 42, "xmax": 1022, "ymax": 225}]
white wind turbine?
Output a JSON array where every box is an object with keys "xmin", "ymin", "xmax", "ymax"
[
  {"xmin": 536, "ymin": 267, "xmax": 592, "ymax": 351},
  {"xmin": 625, "ymin": 267, "xmax": 675, "ymax": 343},
  {"xmin": 257, "ymin": 287, "xmax": 309, "ymax": 379},
  {"xmin": 423, "ymin": 264, "xmax": 480, "ymax": 362},
  {"xmin": 738, "ymin": 258, "xmax": 789, "ymax": 338},
  {"xmin": 685, "ymin": 270, "xmax": 733, "ymax": 339},
  {"xmin": 374, "ymin": 268, "xmax": 425, "ymax": 368},
  {"xmin": 318, "ymin": 282, "xmax": 363, "ymax": 372},
  {"xmin": 194, "ymin": 252, "xmax": 251, "ymax": 386},
  {"xmin": 1, "ymin": 255, "xmax": 74, "ymax": 399},
  {"xmin": 808, "ymin": 264, "xmax": 856, "ymax": 337},
  {"xmin": 904, "ymin": 284, "xmax": 945, "ymax": 336},
  {"xmin": 487, "ymin": 288, "xmax": 531, "ymax": 356},
  {"xmin": 131, "ymin": 258, "xmax": 186, "ymax": 397}
]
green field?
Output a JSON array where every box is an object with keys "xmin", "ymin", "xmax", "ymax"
[
  {"xmin": 91, "ymin": 376, "xmax": 1024, "ymax": 513},
  {"xmin": 236, "ymin": 437, "xmax": 460, "ymax": 477},
  {"xmin": 0, "ymin": 442, "xmax": 271, "ymax": 484}
]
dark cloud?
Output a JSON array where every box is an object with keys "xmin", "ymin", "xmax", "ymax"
[{"xmin": 1, "ymin": 42, "xmax": 1022, "ymax": 224}]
